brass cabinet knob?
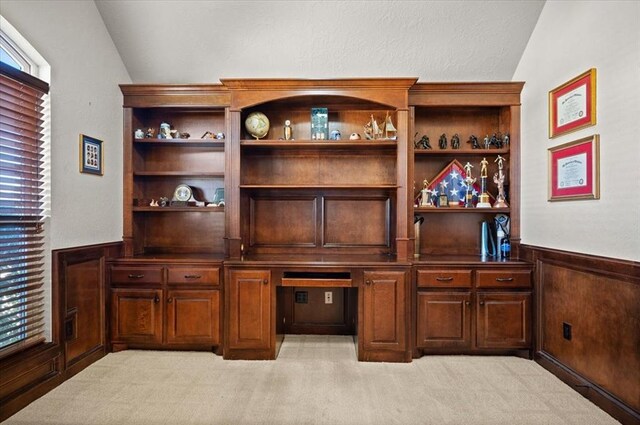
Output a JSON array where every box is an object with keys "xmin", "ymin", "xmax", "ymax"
[
  {"xmin": 263, "ymin": 279, "xmax": 268, "ymax": 285},
  {"xmin": 479, "ymin": 301, "xmax": 485, "ymax": 306},
  {"xmin": 365, "ymin": 280, "xmax": 372, "ymax": 285},
  {"xmin": 465, "ymin": 301, "xmax": 471, "ymax": 306},
  {"xmin": 128, "ymin": 274, "xmax": 144, "ymax": 279},
  {"xmin": 167, "ymin": 297, "xmax": 173, "ymax": 303},
  {"xmin": 154, "ymin": 295, "xmax": 160, "ymax": 303},
  {"xmin": 184, "ymin": 275, "xmax": 201, "ymax": 279}
]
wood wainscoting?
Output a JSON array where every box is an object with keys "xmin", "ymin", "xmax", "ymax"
[
  {"xmin": 0, "ymin": 242, "xmax": 122, "ymax": 422},
  {"xmin": 521, "ymin": 245, "xmax": 640, "ymax": 425}
]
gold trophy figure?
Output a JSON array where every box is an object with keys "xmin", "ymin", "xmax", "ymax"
[
  {"xmin": 477, "ymin": 157, "xmax": 492, "ymax": 208},
  {"xmin": 420, "ymin": 179, "xmax": 435, "ymax": 207},
  {"xmin": 438, "ymin": 180, "xmax": 449, "ymax": 207},
  {"xmin": 463, "ymin": 162, "xmax": 476, "ymax": 208},
  {"xmin": 493, "ymin": 155, "xmax": 509, "ymax": 208}
]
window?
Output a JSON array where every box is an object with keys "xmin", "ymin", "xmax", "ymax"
[{"xmin": 0, "ymin": 35, "xmax": 49, "ymax": 356}]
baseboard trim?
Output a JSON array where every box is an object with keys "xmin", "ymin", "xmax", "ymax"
[{"xmin": 536, "ymin": 351, "xmax": 640, "ymax": 425}]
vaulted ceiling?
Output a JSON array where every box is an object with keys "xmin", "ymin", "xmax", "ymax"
[{"xmin": 95, "ymin": 0, "xmax": 545, "ymax": 84}]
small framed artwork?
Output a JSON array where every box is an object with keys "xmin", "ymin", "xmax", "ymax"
[
  {"xmin": 548, "ymin": 134, "xmax": 599, "ymax": 201},
  {"xmin": 549, "ymin": 68, "xmax": 596, "ymax": 138},
  {"xmin": 79, "ymin": 134, "xmax": 103, "ymax": 175}
]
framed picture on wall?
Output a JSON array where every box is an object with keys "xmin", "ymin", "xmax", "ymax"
[
  {"xmin": 548, "ymin": 134, "xmax": 599, "ymax": 201},
  {"xmin": 548, "ymin": 68, "xmax": 596, "ymax": 138},
  {"xmin": 79, "ymin": 134, "xmax": 103, "ymax": 175}
]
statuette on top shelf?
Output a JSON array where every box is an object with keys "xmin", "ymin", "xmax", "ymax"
[{"xmin": 451, "ymin": 133, "xmax": 460, "ymax": 149}]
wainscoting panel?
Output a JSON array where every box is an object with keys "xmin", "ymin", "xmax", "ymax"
[
  {"xmin": 523, "ymin": 245, "xmax": 640, "ymax": 424},
  {"xmin": 0, "ymin": 241, "xmax": 122, "ymax": 422}
]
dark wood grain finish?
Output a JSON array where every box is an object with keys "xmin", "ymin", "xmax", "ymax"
[
  {"xmin": 110, "ymin": 266, "xmax": 163, "ymax": 285},
  {"xmin": 522, "ymin": 244, "xmax": 640, "ymax": 424},
  {"xmin": 323, "ymin": 197, "xmax": 390, "ymax": 247},
  {"xmin": 361, "ymin": 270, "xmax": 407, "ymax": 355},
  {"xmin": 409, "ymin": 82, "xmax": 524, "ymax": 106},
  {"xmin": 167, "ymin": 267, "xmax": 220, "ymax": 286},
  {"xmin": 416, "ymin": 269, "xmax": 473, "ymax": 288},
  {"xmin": 476, "ymin": 269, "xmax": 532, "ymax": 288},
  {"xmin": 166, "ymin": 289, "xmax": 220, "ymax": 345},
  {"xmin": 110, "ymin": 288, "xmax": 164, "ymax": 344},
  {"xmin": 226, "ymin": 269, "xmax": 271, "ymax": 352},
  {"xmin": 417, "ymin": 292, "xmax": 472, "ymax": 348},
  {"xmin": 249, "ymin": 197, "xmax": 317, "ymax": 247},
  {"xmin": 476, "ymin": 292, "xmax": 531, "ymax": 349},
  {"xmin": 120, "ymin": 84, "xmax": 230, "ymax": 108}
]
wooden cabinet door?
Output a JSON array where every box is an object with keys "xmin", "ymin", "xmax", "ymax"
[
  {"xmin": 110, "ymin": 288, "xmax": 163, "ymax": 344},
  {"xmin": 476, "ymin": 292, "xmax": 531, "ymax": 348},
  {"xmin": 362, "ymin": 271, "xmax": 406, "ymax": 351},
  {"xmin": 166, "ymin": 289, "xmax": 220, "ymax": 345},
  {"xmin": 417, "ymin": 292, "xmax": 471, "ymax": 349},
  {"xmin": 227, "ymin": 269, "xmax": 271, "ymax": 350}
]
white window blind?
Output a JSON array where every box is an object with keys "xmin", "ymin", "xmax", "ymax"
[{"xmin": 0, "ymin": 61, "xmax": 49, "ymax": 357}]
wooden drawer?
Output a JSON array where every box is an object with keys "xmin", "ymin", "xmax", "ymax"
[
  {"xmin": 475, "ymin": 269, "xmax": 532, "ymax": 288},
  {"xmin": 167, "ymin": 267, "xmax": 220, "ymax": 286},
  {"xmin": 110, "ymin": 266, "xmax": 163, "ymax": 285},
  {"xmin": 416, "ymin": 269, "xmax": 472, "ymax": 288}
]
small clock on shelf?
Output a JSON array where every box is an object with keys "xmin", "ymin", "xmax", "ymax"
[{"xmin": 171, "ymin": 184, "xmax": 195, "ymax": 206}]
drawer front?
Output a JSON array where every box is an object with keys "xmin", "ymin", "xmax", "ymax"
[
  {"xmin": 167, "ymin": 267, "xmax": 220, "ymax": 286},
  {"xmin": 417, "ymin": 269, "xmax": 473, "ymax": 288},
  {"xmin": 475, "ymin": 269, "xmax": 532, "ymax": 288},
  {"xmin": 110, "ymin": 266, "xmax": 163, "ymax": 285}
]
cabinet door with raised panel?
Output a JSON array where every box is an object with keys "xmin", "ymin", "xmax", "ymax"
[
  {"xmin": 166, "ymin": 289, "xmax": 220, "ymax": 345},
  {"xmin": 362, "ymin": 270, "xmax": 406, "ymax": 351},
  {"xmin": 110, "ymin": 288, "xmax": 163, "ymax": 344},
  {"xmin": 227, "ymin": 269, "xmax": 271, "ymax": 350},
  {"xmin": 417, "ymin": 292, "xmax": 471, "ymax": 349},
  {"xmin": 476, "ymin": 292, "xmax": 531, "ymax": 348}
]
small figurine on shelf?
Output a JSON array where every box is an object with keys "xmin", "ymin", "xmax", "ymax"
[
  {"xmin": 477, "ymin": 157, "xmax": 492, "ymax": 208},
  {"xmin": 284, "ymin": 119, "xmax": 293, "ymax": 140},
  {"xmin": 134, "ymin": 129, "xmax": 144, "ymax": 139},
  {"xmin": 179, "ymin": 132, "xmax": 190, "ymax": 139},
  {"xmin": 467, "ymin": 134, "xmax": 480, "ymax": 149},
  {"xmin": 159, "ymin": 197, "xmax": 169, "ymax": 207},
  {"xmin": 215, "ymin": 132, "xmax": 225, "ymax": 140},
  {"xmin": 349, "ymin": 133, "xmax": 361, "ymax": 140},
  {"xmin": 438, "ymin": 181, "xmax": 449, "ymax": 207},
  {"xmin": 420, "ymin": 179, "xmax": 435, "ymax": 207},
  {"xmin": 145, "ymin": 128, "xmax": 155, "ymax": 138},
  {"xmin": 463, "ymin": 162, "xmax": 476, "ymax": 208},
  {"xmin": 382, "ymin": 112, "xmax": 397, "ymax": 140},
  {"xmin": 503, "ymin": 133, "xmax": 510, "ymax": 147},
  {"xmin": 438, "ymin": 133, "xmax": 447, "ymax": 149},
  {"xmin": 201, "ymin": 131, "xmax": 214, "ymax": 139},
  {"xmin": 330, "ymin": 130, "xmax": 341, "ymax": 140},
  {"xmin": 489, "ymin": 133, "xmax": 499, "ymax": 149},
  {"xmin": 159, "ymin": 122, "xmax": 172, "ymax": 139},
  {"xmin": 149, "ymin": 199, "xmax": 158, "ymax": 207},
  {"xmin": 451, "ymin": 133, "xmax": 460, "ymax": 149},
  {"xmin": 493, "ymin": 155, "xmax": 509, "ymax": 208},
  {"xmin": 169, "ymin": 129, "xmax": 180, "ymax": 139},
  {"xmin": 415, "ymin": 134, "xmax": 432, "ymax": 150},
  {"xmin": 483, "ymin": 134, "xmax": 490, "ymax": 149}
]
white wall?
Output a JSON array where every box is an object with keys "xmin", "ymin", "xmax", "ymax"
[
  {"xmin": 513, "ymin": 1, "xmax": 640, "ymax": 261},
  {"xmin": 2, "ymin": 0, "xmax": 131, "ymax": 250}
]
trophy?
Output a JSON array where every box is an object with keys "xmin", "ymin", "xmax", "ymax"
[
  {"xmin": 438, "ymin": 181, "xmax": 449, "ymax": 207},
  {"xmin": 420, "ymin": 179, "xmax": 435, "ymax": 207},
  {"xmin": 476, "ymin": 157, "xmax": 492, "ymax": 208},
  {"xmin": 463, "ymin": 162, "xmax": 476, "ymax": 208},
  {"xmin": 493, "ymin": 155, "xmax": 509, "ymax": 208}
]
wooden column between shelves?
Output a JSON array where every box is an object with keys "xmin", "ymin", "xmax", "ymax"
[
  {"xmin": 226, "ymin": 108, "xmax": 242, "ymax": 258},
  {"xmin": 396, "ymin": 108, "xmax": 410, "ymax": 261}
]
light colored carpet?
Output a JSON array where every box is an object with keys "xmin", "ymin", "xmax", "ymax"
[{"xmin": 4, "ymin": 335, "xmax": 618, "ymax": 425}]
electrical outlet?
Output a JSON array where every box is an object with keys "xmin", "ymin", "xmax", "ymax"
[
  {"xmin": 324, "ymin": 291, "xmax": 333, "ymax": 304},
  {"xmin": 563, "ymin": 322, "xmax": 572, "ymax": 340}
]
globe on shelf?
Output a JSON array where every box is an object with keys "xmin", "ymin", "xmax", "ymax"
[{"xmin": 245, "ymin": 112, "xmax": 270, "ymax": 139}]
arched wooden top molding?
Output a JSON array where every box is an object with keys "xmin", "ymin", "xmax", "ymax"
[{"xmin": 221, "ymin": 78, "xmax": 418, "ymax": 110}]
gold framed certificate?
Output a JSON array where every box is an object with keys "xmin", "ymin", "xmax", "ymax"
[{"xmin": 549, "ymin": 69, "xmax": 596, "ymax": 138}]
